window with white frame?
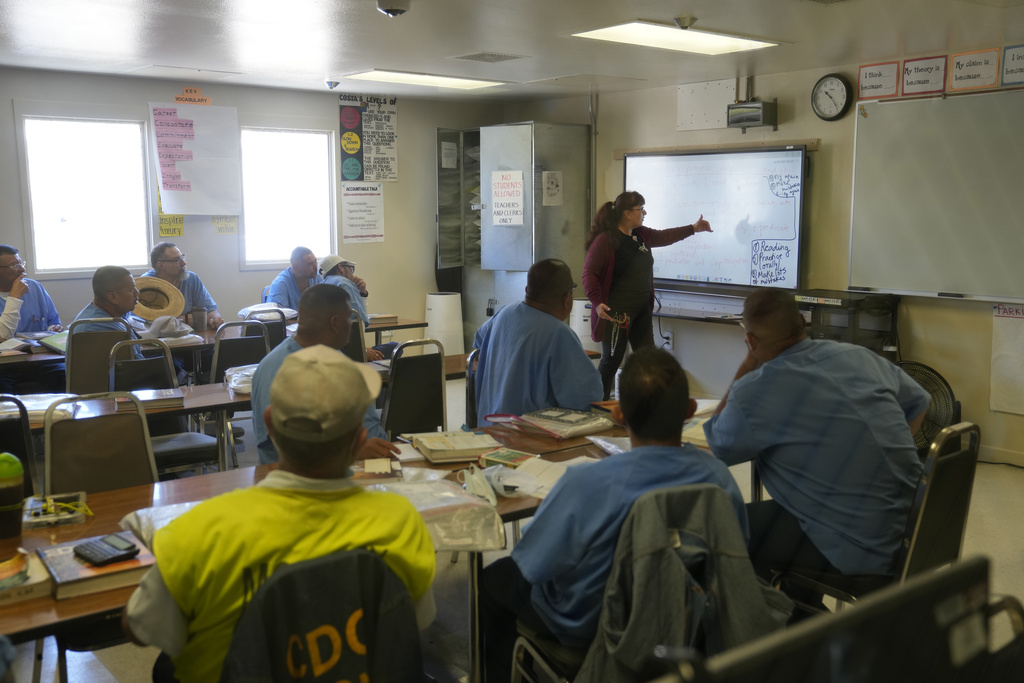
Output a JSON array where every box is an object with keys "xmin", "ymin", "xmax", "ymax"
[
  {"xmin": 240, "ymin": 128, "xmax": 334, "ymax": 265},
  {"xmin": 23, "ymin": 117, "xmax": 150, "ymax": 273}
]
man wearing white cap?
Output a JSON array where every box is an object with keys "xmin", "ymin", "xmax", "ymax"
[
  {"xmin": 320, "ymin": 254, "xmax": 394, "ymax": 361},
  {"xmin": 251, "ymin": 283, "xmax": 398, "ymax": 465},
  {"xmin": 142, "ymin": 242, "xmax": 224, "ymax": 329},
  {"xmin": 124, "ymin": 343, "xmax": 437, "ymax": 681}
]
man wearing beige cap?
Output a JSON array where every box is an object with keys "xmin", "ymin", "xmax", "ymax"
[
  {"xmin": 124, "ymin": 343, "xmax": 436, "ymax": 681},
  {"xmin": 251, "ymin": 283, "xmax": 397, "ymax": 465}
]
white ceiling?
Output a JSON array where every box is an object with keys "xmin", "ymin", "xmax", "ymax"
[{"xmin": 1, "ymin": 0, "xmax": 1023, "ymax": 100}]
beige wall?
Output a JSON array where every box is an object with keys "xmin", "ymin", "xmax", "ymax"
[
  {"xmin": 3, "ymin": 65, "xmax": 1019, "ymax": 464},
  {"xmin": 504, "ymin": 67, "xmax": 1023, "ymax": 465},
  {"xmin": 0, "ymin": 66, "xmax": 501, "ymax": 348}
]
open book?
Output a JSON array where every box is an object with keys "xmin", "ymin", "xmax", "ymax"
[{"xmin": 484, "ymin": 408, "xmax": 613, "ymax": 440}]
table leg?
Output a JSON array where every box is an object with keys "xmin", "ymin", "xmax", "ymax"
[
  {"xmin": 470, "ymin": 551, "xmax": 483, "ymax": 683},
  {"xmin": 750, "ymin": 462, "xmax": 763, "ymax": 503},
  {"xmin": 216, "ymin": 411, "xmax": 229, "ymax": 471}
]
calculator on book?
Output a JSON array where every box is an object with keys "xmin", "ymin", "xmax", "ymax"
[{"xmin": 74, "ymin": 534, "xmax": 140, "ymax": 566}]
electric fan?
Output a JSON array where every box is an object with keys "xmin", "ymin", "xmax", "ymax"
[{"xmin": 898, "ymin": 361, "xmax": 961, "ymax": 456}]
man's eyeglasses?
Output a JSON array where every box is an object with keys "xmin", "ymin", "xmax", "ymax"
[
  {"xmin": 159, "ymin": 254, "xmax": 186, "ymax": 264},
  {"xmin": 0, "ymin": 259, "xmax": 26, "ymax": 271}
]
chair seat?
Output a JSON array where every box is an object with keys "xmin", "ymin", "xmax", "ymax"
[
  {"xmin": 151, "ymin": 432, "xmax": 219, "ymax": 468},
  {"xmin": 779, "ymin": 568, "xmax": 895, "ymax": 603},
  {"xmin": 515, "ymin": 620, "xmax": 588, "ymax": 680}
]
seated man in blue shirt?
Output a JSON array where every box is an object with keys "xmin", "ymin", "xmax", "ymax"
[
  {"xmin": 266, "ymin": 246, "xmax": 323, "ymax": 310},
  {"xmin": 473, "ymin": 259, "xmax": 602, "ymax": 424},
  {"xmin": 0, "ymin": 245, "xmax": 64, "ymax": 392},
  {"xmin": 480, "ymin": 348, "xmax": 748, "ymax": 682},
  {"xmin": 72, "ymin": 266, "xmax": 143, "ymax": 359},
  {"xmin": 142, "ymin": 242, "xmax": 224, "ymax": 329},
  {"xmin": 703, "ymin": 288, "xmax": 930, "ymax": 603},
  {"xmin": 251, "ymin": 283, "xmax": 398, "ymax": 465}
]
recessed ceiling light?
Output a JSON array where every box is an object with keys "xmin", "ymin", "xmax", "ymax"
[
  {"xmin": 573, "ymin": 21, "xmax": 776, "ymax": 55},
  {"xmin": 345, "ymin": 70, "xmax": 501, "ymax": 90}
]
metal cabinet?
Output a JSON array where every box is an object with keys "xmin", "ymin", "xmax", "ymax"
[{"xmin": 436, "ymin": 122, "xmax": 590, "ymax": 272}]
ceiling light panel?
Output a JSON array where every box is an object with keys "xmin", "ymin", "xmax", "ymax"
[
  {"xmin": 573, "ymin": 21, "xmax": 777, "ymax": 56},
  {"xmin": 344, "ymin": 70, "xmax": 501, "ymax": 89}
]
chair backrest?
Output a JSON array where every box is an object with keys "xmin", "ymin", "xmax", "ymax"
[
  {"xmin": 261, "ymin": 285, "xmax": 272, "ymax": 303},
  {"xmin": 44, "ymin": 393, "xmax": 158, "ymax": 495},
  {"xmin": 220, "ymin": 549, "xmax": 423, "ymax": 682},
  {"xmin": 897, "ymin": 421, "xmax": 981, "ymax": 581},
  {"xmin": 109, "ymin": 339, "xmax": 185, "ymax": 436},
  {"xmin": 341, "ymin": 318, "xmax": 367, "ymax": 363},
  {"xmin": 209, "ymin": 321, "xmax": 271, "ymax": 384},
  {"xmin": 0, "ymin": 395, "xmax": 37, "ymax": 497},
  {"xmin": 465, "ymin": 348, "xmax": 479, "ymax": 429},
  {"xmin": 245, "ymin": 308, "xmax": 287, "ymax": 349},
  {"xmin": 66, "ymin": 318, "xmax": 132, "ymax": 394},
  {"xmin": 380, "ymin": 339, "xmax": 446, "ymax": 440},
  {"xmin": 109, "ymin": 339, "xmax": 178, "ymax": 391}
]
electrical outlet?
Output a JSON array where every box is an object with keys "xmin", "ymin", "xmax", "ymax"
[{"xmin": 661, "ymin": 330, "xmax": 674, "ymax": 351}]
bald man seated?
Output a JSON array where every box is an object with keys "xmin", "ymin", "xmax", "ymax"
[
  {"xmin": 703, "ymin": 287, "xmax": 930, "ymax": 607},
  {"xmin": 472, "ymin": 258, "xmax": 602, "ymax": 424}
]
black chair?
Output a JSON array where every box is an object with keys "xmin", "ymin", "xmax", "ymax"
[
  {"xmin": 109, "ymin": 339, "xmax": 220, "ymax": 475},
  {"xmin": 209, "ymin": 320, "xmax": 271, "ymax": 384},
  {"xmin": 66, "ymin": 317, "xmax": 132, "ymax": 394},
  {"xmin": 245, "ymin": 307, "xmax": 287, "ymax": 349},
  {"xmin": 465, "ymin": 348, "xmax": 479, "ymax": 429},
  {"xmin": 220, "ymin": 549, "xmax": 423, "ymax": 682},
  {"xmin": 0, "ymin": 395, "xmax": 38, "ymax": 497},
  {"xmin": 774, "ymin": 421, "xmax": 981, "ymax": 610},
  {"xmin": 341, "ymin": 318, "xmax": 368, "ymax": 363},
  {"xmin": 380, "ymin": 339, "xmax": 446, "ymax": 440},
  {"xmin": 668, "ymin": 556, "xmax": 1023, "ymax": 683}
]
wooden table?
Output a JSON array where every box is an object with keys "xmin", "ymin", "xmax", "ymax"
[
  {"xmin": 365, "ymin": 317, "xmax": 427, "ymax": 346},
  {"xmin": 0, "ymin": 466, "xmax": 270, "ymax": 644}
]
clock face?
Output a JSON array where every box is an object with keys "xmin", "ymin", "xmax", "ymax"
[{"xmin": 812, "ymin": 74, "xmax": 852, "ymax": 121}]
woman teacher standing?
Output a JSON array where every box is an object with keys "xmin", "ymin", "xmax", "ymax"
[{"xmin": 582, "ymin": 190, "xmax": 712, "ymax": 398}]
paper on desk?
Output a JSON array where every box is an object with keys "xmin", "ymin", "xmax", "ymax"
[
  {"xmin": 991, "ymin": 304, "xmax": 1024, "ymax": 414},
  {"xmin": 693, "ymin": 399, "xmax": 720, "ymax": 417},
  {"xmin": 682, "ymin": 417, "xmax": 710, "ymax": 449},
  {"xmin": 394, "ymin": 443, "xmax": 426, "ymax": 461},
  {"xmin": 516, "ymin": 456, "xmax": 599, "ymax": 499}
]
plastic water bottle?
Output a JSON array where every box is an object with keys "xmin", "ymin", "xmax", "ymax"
[{"xmin": 0, "ymin": 453, "xmax": 24, "ymax": 561}]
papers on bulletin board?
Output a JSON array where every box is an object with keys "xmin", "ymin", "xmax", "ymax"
[
  {"xmin": 342, "ymin": 182, "xmax": 384, "ymax": 243},
  {"xmin": 990, "ymin": 304, "xmax": 1024, "ymax": 414},
  {"xmin": 148, "ymin": 102, "xmax": 242, "ymax": 215}
]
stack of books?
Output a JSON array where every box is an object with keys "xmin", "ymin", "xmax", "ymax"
[
  {"xmin": 408, "ymin": 431, "xmax": 501, "ymax": 464},
  {"xmin": 367, "ymin": 313, "xmax": 399, "ymax": 325}
]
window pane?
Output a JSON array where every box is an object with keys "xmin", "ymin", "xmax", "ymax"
[
  {"xmin": 241, "ymin": 129, "xmax": 333, "ymax": 263},
  {"xmin": 24, "ymin": 118, "xmax": 149, "ymax": 271}
]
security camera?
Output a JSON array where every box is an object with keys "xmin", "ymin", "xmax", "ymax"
[
  {"xmin": 376, "ymin": 0, "xmax": 410, "ymax": 17},
  {"xmin": 325, "ymin": 80, "xmax": 340, "ymax": 90}
]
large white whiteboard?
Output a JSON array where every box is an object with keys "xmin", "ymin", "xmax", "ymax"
[
  {"xmin": 624, "ymin": 148, "xmax": 805, "ymax": 289},
  {"xmin": 849, "ymin": 90, "xmax": 1024, "ymax": 300}
]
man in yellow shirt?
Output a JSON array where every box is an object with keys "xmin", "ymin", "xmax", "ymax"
[{"xmin": 123, "ymin": 345, "xmax": 436, "ymax": 681}]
